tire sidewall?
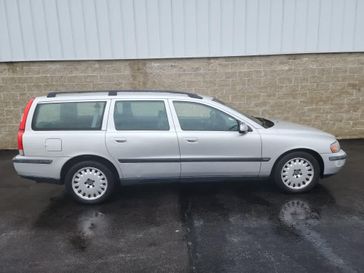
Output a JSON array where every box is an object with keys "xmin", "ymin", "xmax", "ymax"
[
  {"xmin": 274, "ymin": 152, "xmax": 320, "ymax": 193},
  {"xmin": 65, "ymin": 161, "xmax": 116, "ymax": 204}
]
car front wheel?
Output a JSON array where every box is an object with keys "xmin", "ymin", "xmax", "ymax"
[
  {"xmin": 273, "ymin": 152, "xmax": 320, "ymax": 193},
  {"xmin": 65, "ymin": 161, "xmax": 116, "ymax": 204}
]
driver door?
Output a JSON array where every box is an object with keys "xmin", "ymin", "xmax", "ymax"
[{"xmin": 170, "ymin": 100, "xmax": 262, "ymax": 178}]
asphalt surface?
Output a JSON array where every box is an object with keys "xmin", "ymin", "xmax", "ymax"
[{"xmin": 0, "ymin": 139, "xmax": 363, "ymax": 273}]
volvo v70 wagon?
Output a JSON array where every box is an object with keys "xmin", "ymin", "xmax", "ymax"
[{"xmin": 13, "ymin": 90, "xmax": 347, "ymax": 204}]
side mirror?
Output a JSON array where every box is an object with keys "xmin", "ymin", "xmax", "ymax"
[{"xmin": 238, "ymin": 122, "xmax": 249, "ymax": 134}]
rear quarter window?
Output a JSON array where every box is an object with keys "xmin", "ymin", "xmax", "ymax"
[{"xmin": 32, "ymin": 101, "xmax": 106, "ymax": 130}]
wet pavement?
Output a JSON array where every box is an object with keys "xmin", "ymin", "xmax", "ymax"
[{"xmin": 0, "ymin": 139, "xmax": 363, "ymax": 273}]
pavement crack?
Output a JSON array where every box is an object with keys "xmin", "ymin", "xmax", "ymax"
[{"xmin": 179, "ymin": 189, "xmax": 198, "ymax": 273}]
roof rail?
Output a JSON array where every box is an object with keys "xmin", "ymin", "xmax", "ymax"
[
  {"xmin": 46, "ymin": 90, "xmax": 203, "ymax": 99},
  {"xmin": 47, "ymin": 90, "xmax": 116, "ymax": 98}
]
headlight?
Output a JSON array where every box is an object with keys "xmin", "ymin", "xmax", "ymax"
[{"xmin": 330, "ymin": 141, "xmax": 340, "ymax": 153}]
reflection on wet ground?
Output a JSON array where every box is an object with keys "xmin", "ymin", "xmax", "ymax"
[{"xmin": 0, "ymin": 140, "xmax": 363, "ymax": 273}]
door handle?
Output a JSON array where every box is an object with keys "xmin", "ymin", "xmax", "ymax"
[
  {"xmin": 185, "ymin": 137, "xmax": 198, "ymax": 143},
  {"xmin": 114, "ymin": 138, "xmax": 127, "ymax": 143}
]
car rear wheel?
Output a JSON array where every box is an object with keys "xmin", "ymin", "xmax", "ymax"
[
  {"xmin": 65, "ymin": 161, "xmax": 116, "ymax": 204},
  {"xmin": 273, "ymin": 152, "xmax": 320, "ymax": 193}
]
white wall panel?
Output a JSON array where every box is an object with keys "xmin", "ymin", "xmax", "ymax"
[
  {"xmin": 355, "ymin": 0, "xmax": 364, "ymax": 50},
  {"xmin": 268, "ymin": 0, "xmax": 283, "ymax": 53},
  {"xmin": 0, "ymin": 0, "xmax": 363, "ymax": 62}
]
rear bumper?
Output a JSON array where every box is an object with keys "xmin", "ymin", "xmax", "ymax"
[
  {"xmin": 20, "ymin": 175, "xmax": 61, "ymax": 184},
  {"xmin": 13, "ymin": 155, "xmax": 65, "ymax": 181},
  {"xmin": 321, "ymin": 149, "xmax": 347, "ymax": 176}
]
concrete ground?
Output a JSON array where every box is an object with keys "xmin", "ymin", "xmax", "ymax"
[{"xmin": 0, "ymin": 139, "xmax": 363, "ymax": 273}]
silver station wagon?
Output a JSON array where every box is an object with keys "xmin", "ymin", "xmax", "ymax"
[{"xmin": 13, "ymin": 90, "xmax": 347, "ymax": 204}]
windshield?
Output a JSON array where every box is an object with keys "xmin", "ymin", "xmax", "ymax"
[{"xmin": 212, "ymin": 98, "xmax": 274, "ymax": 128}]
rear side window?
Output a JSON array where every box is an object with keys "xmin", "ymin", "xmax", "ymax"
[
  {"xmin": 32, "ymin": 101, "xmax": 106, "ymax": 130},
  {"xmin": 114, "ymin": 101, "xmax": 169, "ymax": 130}
]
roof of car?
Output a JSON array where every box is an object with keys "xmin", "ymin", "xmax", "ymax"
[{"xmin": 42, "ymin": 90, "xmax": 209, "ymax": 100}]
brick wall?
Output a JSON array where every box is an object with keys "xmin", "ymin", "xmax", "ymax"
[{"xmin": 0, "ymin": 53, "xmax": 363, "ymax": 149}]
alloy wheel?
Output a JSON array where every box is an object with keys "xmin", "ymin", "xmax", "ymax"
[
  {"xmin": 280, "ymin": 157, "xmax": 314, "ymax": 190},
  {"xmin": 71, "ymin": 167, "xmax": 108, "ymax": 200}
]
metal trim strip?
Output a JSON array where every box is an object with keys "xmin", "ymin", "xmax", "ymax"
[
  {"xmin": 118, "ymin": 157, "xmax": 270, "ymax": 163},
  {"xmin": 13, "ymin": 158, "xmax": 53, "ymax": 164}
]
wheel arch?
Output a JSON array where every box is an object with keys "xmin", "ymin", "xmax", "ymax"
[
  {"xmin": 270, "ymin": 148, "xmax": 324, "ymax": 177},
  {"xmin": 60, "ymin": 154, "xmax": 121, "ymax": 184}
]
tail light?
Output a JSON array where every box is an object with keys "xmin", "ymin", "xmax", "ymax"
[{"xmin": 18, "ymin": 98, "xmax": 34, "ymax": 155}]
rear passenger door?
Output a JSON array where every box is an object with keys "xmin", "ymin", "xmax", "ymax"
[{"xmin": 105, "ymin": 99, "xmax": 181, "ymax": 180}]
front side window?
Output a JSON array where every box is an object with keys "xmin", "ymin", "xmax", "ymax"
[
  {"xmin": 114, "ymin": 101, "xmax": 169, "ymax": 130},
  {"xmin": 173, "ymin": 101, "xmax": 238, "ymax": 131},
  {"xmin": 32, "ymin": 101, "xmax": 106, "ymax": 130}
]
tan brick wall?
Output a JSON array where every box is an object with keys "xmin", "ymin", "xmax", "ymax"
[{"xmin": 0, "ymin": 53, "xmax": 363, "ymax": 149}]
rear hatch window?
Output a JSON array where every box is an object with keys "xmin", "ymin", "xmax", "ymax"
[{"xmin": 32, "ymin": 101, "xmax": 106, "ymax": 130}]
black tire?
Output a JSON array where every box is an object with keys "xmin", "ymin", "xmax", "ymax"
[
  {"xmin": 65, "ymin": 160, "xmax": 116, "ymax": 204},
  {"xmin": 273, "ymin": 151, "xmax": 320, "ymax": 193}
]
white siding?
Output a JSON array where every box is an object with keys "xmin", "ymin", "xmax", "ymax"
[{"xmin": 0, "ymin": 0, "xmax": 363, "ymax": 62}]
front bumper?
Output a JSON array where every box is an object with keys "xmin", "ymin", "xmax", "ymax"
[{"xmin": 321, "ymin": 149, "xmax": 347, "ymax": 176}]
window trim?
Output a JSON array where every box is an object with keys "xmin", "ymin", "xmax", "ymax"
[
  {"xmin": 31, "ymin": 101, "xmax": 107, "ymax": 131},
  {"xmin": 172, "ymin": 100, "xmax": 240, "ymax": 132},
  {"xmin": 113, "ymin": 100, "xmax": 171, "ymax": 131}
]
